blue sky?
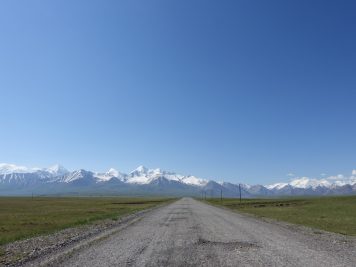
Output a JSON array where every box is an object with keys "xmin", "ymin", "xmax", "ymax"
[{"xmin": 1, "ymin": 1, "xmax": 355, "ymax": 184}]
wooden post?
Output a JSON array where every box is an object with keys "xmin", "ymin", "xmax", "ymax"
[{"xmin": 239, "ymin": 184, "xmax": 242, "ymax": 203}]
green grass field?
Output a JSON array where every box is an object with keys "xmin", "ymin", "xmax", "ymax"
[
  {"xmin": 205, "ymin": 196, "xmax": 356, "ymax": 236},
  {"xmin": 0, "ymin": 197, "xmax": 172, "ymax": 245}
]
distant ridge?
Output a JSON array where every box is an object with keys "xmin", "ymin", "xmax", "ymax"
[{"xmin": 0, "ymin": 163, "xmax": 355, "ymax": 196}]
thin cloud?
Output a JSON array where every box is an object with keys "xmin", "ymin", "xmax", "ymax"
[{"xmin": 326, "ymin": 174, "xmax": 344, "ymax": 181}]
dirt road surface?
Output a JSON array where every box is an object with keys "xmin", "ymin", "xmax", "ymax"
[{"xmin": 36, "ymin": 198, "xmax": 355, "ymax": 267}]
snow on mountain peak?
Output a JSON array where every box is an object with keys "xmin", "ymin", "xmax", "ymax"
[
  {"xmin": 0, "ymin": 164, "xmax": 209, "ymax": 187},
  {"xmin": 59, "ymin": 169, "xmax": 90, "ymax": 183},
  {"xmin": 289, "ymin": 177, "xmax": 331, "ymax": 189},
  {"xmin": 94, "ymin": 168, "xmax": 127, "ymax": 182},
  {"xmin": 0, "ymin": 163, "xmax": 32, "ymax": 174},
  {"xmin": 266, "ymin": 182, "xmax": 288, "ymax": 190},
  {"xmin": 267, "ymin": 170, "xmax": 356, "ymax": 190},
  {"xmin": 45, "ymin": 164, "xmax": 69, "ymax": 176},
  {"xmin": 137, "ymin": 165, "xmax": 147, "ymax": 172},
  {"xmin": 151, "ymin": 168, "xmax": 162, "ymax": 175},
  {"xmin": 1, "ymin": 163, "xmax": 356, "ymax": 196},
  {"xmin": 106, "ymin": 168, "xmax": 120, "ymax": 177},
  {"xmin": 0, "ymin": 163, "xmax": 70, "ymax": 176},
  {"xmin": 127, "ymin": 166, "xmax": 153, "ymax": 184},
  {"xmin": 130, "ymin": 165, "xmax": 148, "ymax": 175},
  {"xmin": 180, "ymin": 175, "xmax": 208, "ymax": 186},
  {"xmin": 125, "ymin": 166, "xmax": 208, "ymax": 186}
]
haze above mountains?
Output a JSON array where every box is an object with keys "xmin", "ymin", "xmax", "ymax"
[{"xmin": 0, "ymin": 163, "xmax": 355, "ymax": 197}]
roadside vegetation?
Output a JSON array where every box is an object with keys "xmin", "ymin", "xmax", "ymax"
[
  {"xmin": 0, "ymin": 196, "xmax": 173, "ymax": 245},
  {"xmin": 205, "ymin": 195, "xmax": 356, "ymax": 236}
]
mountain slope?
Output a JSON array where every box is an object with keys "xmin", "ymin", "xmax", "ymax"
[{"xmin": 0, "ymin": 163, "xmax": 355, "ymax": 197}]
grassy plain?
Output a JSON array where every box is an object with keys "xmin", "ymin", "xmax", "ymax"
[
  {"xmin": 0, "ymin": 196, "xmax": 172, "ymax": 245},
  {"xmin": 205, "ymin": 196, "xmax": 356, "ymax": 236}
]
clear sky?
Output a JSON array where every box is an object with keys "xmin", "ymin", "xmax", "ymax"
[{"xmin": 1, "ymin": 1, "xmax": 355, "ymax": 184}]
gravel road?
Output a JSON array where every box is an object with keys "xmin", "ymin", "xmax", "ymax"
[{"xmin": 48, "ymin": 197, "xmax": 355, "ymax": 267}]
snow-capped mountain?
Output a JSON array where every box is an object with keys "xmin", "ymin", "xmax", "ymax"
[
  {"xmin": 267, "ymin": 173, "xmax": 356, "ymax": 190},
  {"xmin": 0, "ymin": 163, "xmax": 70, "ymax": 186},
  {"xmin": 125, "ymin": 166, "xmax": 208, "ymax": 186},
  {"xmin": 0, "ymin": 163, "xmax": 33, "ymax": 175},
  {"xmin": 44, "ymin": 164, "xmax": 69, "ymax": 176},
  {"xmin": 127, "ymin": 166, "xmax": 165, "ymax": 184},
  {"xmin": 180, "ymin": 175, "xmax": 208, "ymax": 186},
  {"xmin": 0, "ymin": 163, "xmax": 355, "ymax": 197},
  {"xmin": 54, "ymin": 169, "xmax": 94, "ymax": 184},
  {"xmin": 0, "ymin": 163, "xmax": 69, "ymax": 177},
  {"xmin": 95, "ymin": 168, "xmax": 127, "ymax": 182}
]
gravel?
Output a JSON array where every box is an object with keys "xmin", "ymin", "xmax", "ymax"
[
  {"xmin": 45, "ymin": 197, "xmax": 356, "ymax": 267},
  {"xmin": 2, "ymin": 197, "xmax": 355, "ymax": 267},
  {"xmin": 0, "ymin": 207, "xmax": 156, "ymax": 267}
]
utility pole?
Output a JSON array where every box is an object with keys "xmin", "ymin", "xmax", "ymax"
[
  {"xmin": 220, "ymin": 189, "xmax": 222, "ymax": 202},
  {"xmin": 239, "ymin": 184, "xmax": 242, "ymax": 203}
]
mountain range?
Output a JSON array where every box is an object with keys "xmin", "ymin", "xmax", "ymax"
[{"xmin": 0, "ymin": 163, "xmax": 355, "ymax": 197}]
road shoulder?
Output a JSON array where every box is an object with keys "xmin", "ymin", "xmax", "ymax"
[{"xmin": 1, "ymin": 201, "xmax": 173, "ymax": 267}]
